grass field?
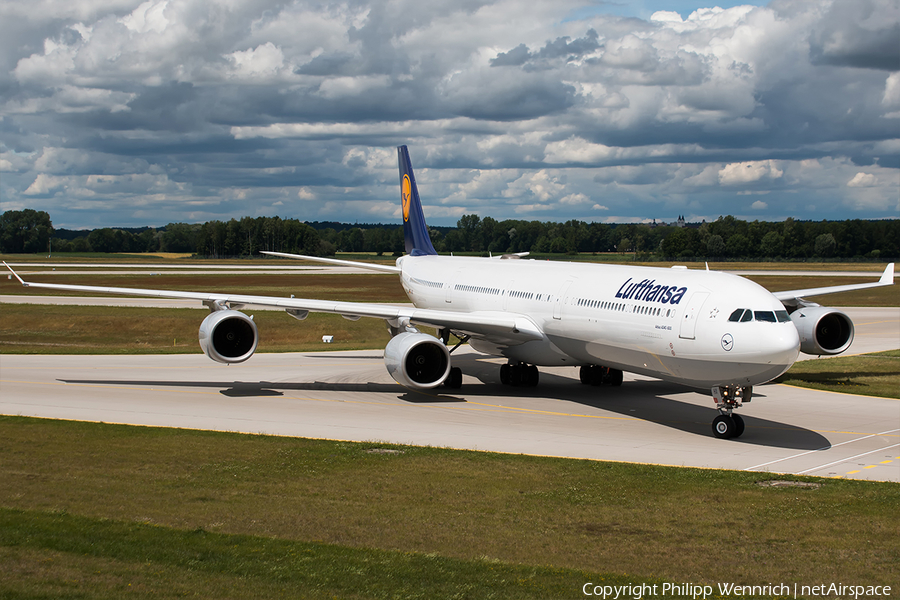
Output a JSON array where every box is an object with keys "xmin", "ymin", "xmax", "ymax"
[
  {"xmin": 0, "ymin": 305, "xmax": 396, "ymax": 354},
  {"xmin": 2, "ymin": 256, "xmax": 898, "ymax": 598},
  {"xmin": 775, "ymin": 349, "xmax": 900, "ymax": 399},
  {"xmin": 1, "ymin": 417, "xmax": 897, "ymax": 599}
]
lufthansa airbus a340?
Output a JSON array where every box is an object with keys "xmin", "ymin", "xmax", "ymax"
[{"xmin": 6, "ymin": 146, "xmax": 894, "ymax": 439}]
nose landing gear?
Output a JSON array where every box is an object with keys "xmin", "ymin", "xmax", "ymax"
[{"xmin": 711, "ymin": 386, "xmax": 751, "ymax": 439}]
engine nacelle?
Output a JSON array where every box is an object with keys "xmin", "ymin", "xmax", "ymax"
[
  {"xmin": 384, "ymin": 332, "xmax": 451, "ymax": 389},
  {"xmin": 791, "ymin": 306, "xmax": 854, "ymax": 355},
  {"xmin": 199, "ymin": 310, "xmax": 259, "ymax": 364}
]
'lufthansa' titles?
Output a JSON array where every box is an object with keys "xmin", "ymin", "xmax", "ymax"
[{"xmin": 615, "ymin": 278, "xmax": 687, "ymax": 304}]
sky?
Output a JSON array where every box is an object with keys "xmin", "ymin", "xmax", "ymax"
[{"xmin": 0, "ymin": 0, "xmax": 898, "ymax": 229}]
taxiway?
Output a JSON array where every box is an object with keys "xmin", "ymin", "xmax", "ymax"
[{"xmin": 2, "ymin": 339, "xmax": 897, "ymax": 482}]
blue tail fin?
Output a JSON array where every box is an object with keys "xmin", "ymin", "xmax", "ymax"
[{"xmin": 398, "ymin": 145, "xmax": 437, "ymax": 256}]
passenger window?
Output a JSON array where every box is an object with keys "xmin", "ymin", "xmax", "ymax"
[
  {"xmin": 775, "ymin": 310, "xmax": 791, "ymax": 322},
  {"xmin": 740, "ymin": 309, "xmax": 753, "ymax": 322},
  {"xmin": 754, "ymin": 311, "xmax": 776, "ymax": 322},
  {"xmin": 728, "ymin": 309, "xmax": 744, "ymax": 322}
]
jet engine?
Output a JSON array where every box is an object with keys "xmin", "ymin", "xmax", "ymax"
[
  {"xmin": 199, "ymin": 309, "xmax": 259, "ymax": 364},
  {"xmin": 790, "ymin": 306, "xmax": 854, "ymax": 355},
  {"xmin": 384, "ymin": 332, "xmax": 451, "ymax": 389}
]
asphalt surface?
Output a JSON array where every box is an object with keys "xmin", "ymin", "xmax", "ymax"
[{"xmin": 1, "ymin": 308, "xmax": 897, "ymax": 482}]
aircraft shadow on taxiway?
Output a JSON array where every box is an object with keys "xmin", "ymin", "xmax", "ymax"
[
  {"xmin": 454, "ymin": 355, "xmax": 830, "ymax": 451},
  {"xmin": 62, "ymin": 352, "xmax": 828, "ymax": 451}
]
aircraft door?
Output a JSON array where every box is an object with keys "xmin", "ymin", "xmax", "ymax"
[
  {"xmin": 678, "ymin": 291, "xmax": 710, "ymax": 339},
  {"xmin": 445, "ymin": 271, "xmax": 461, "ymax": 303},
  {"xmin": 554, "ymin": 280, "xmax": 573, "ymax": 320},
  {"xmin": 502, "ymin": 280, "xmax": 515, "ymax": 310}
]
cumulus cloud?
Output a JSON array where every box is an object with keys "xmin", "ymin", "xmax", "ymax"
[
  {"xmin": 718, "ymin": 160, "xmax": 784, "ymax": 185},
  {"xmin": 0, "ymin": 0, "xmax": 897, "ymax": 227},
  {"xmin": 847, "ymin": 172, "xmax": 877, "ymax": 187}
]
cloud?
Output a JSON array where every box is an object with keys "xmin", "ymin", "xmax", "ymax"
[
  {"xmin": 809, "ymin": 0, "xmax": 900, "ymax": 71},
  {"xmin": 847, "ymin": 172, "xmax": 877, "ymax": 187},
  {"xmin": 718, "ymin": 160, "xmax": 783, "ymax": 185},
  {"xmin": 0, "ymin": 0, "xmax": 897, "ymax": 228},
  {"xmin": 228, "ymin": 43, "xmax": 286, "ymax": 78}
]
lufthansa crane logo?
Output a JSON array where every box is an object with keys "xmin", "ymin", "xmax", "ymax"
[
  {"xmin": 402, "ymin": 175, "xmax": 411, "ymax": 222},
  {"xmin": 721, "ymin": 333, "xmax": 734, "ymax": 352}
]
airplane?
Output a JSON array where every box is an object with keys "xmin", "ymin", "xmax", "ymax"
[{"xmin": 4, "ymin": 145, "xmax": 895, "ymax": 439}]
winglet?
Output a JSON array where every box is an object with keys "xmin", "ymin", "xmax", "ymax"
[
  {"xmin": 3, "ymin": 262, "xmax": 28, "ymax": 286},
  {"xmin": 398, "ymin": 145, "xmax": 438, "ymax": 256},
  {"xmin": 879, "ymin": 262, "xmax": 894, "ymax": 285}
]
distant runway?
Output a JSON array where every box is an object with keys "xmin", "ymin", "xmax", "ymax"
[{"xmin": 2, "ymin": 343, "xmax": 897, "ymax": 483}]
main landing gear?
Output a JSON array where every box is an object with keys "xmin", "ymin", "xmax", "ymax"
[
  {"xmin": 579, "ymin": 365, "xmax": 623, "ymax": 387},
  {"xmin": 442, "ymin": 366, "xmax": 463, "ymax": 389},
  {"xmin": 439, "ymin": 328, "xmax": 467, "ymax": 389},
  {"xmin": 500, "ymin": 362, "xmax": 540, "ymax": 387},
  {"xmin": 711, "ymin": 385, "xmax": 751, "ymax": 439}
]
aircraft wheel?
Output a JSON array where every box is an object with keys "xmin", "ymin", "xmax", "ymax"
[
  {"xmin": 607, "ymin": 368, "xmax": 624, "ymax": 387},
  {"xmin": 712, "ymin": 415, "xmax": 736, "ymax": 439},
  {"xmin": 732, "ymin": 414, "xmax": 745, "ymax": 438},
  {"xmin": 579, "ymin": 365, "xmax": 591, "ymax": 385},
  {"xmin": 500, "ymin": 364, "xmax": 510, "ymax": 385},
  {"xmin": 444, "ymin": 367, "xmax": 462, "ymax": 389},
  {"xmin": 526, "ymin": 365, "xmax": 539, "ymax": 387},
  {"xmin": 510, "ymin": 364, "xmax": 523, "ymax": 387}
]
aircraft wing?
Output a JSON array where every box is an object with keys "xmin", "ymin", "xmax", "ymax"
[
  {"xmin": 260, "ymin": 251, "xmax": 401, "ymax": 273},
  {"xmin": 4, "ymin": 263, "xmax": 543, "ymax": 344},
  {"xmin": 772, "ymin": 263, "xmax": 894, "ymax": 306}
]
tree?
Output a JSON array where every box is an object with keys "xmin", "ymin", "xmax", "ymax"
[
  {"xmin": 706, "ymin": 235, "xmax": 725, "ymax": 258},
  {"xmin": 726, "ymin": 234, "xmax": 752, "ymax": 258},
  {"xmin": 457, "ymin": 214, "xmax": 482, "ymax": 252},
  {"xmin": 0, "ymin": 209, "xmax": 54, "ymax": 253},
  {"xmin": 759, "ymin": 231, "xmax": 784, "ymax": 257},
  {"xmin": 814, "ymin": 233, "xmax": 836, "ymax": 257}
]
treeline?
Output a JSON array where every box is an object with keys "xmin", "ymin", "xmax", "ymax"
[{"xmin": 1, "ymin": 209, "xmax": 897, "ymax": 260}]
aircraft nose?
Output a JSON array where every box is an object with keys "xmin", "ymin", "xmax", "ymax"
[{"xmin": 767, "ymin": 325, "xmax": 801, "ymax": 367}]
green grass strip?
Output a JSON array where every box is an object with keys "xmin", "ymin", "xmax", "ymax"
[
  {"xmin": 1, "ymin": 416, "xmax": 898, "ymax": 598},
  {"xmin": 0, "ymin": 507, "xmax": 692, "ymax": 600},
  {"xmin": 775, "ymin": 349, "xmax": 900, "ymax": 399}
]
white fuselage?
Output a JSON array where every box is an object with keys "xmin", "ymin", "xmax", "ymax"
[{"xmin": 397, "ymin": 255, "xmax": 800, "ymax": 389}]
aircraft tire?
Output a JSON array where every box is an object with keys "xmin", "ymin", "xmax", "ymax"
[
  {"xmin": 607, "ymin": 368, "xmax": 624, "ymax": 387},
  {"xmin": 579, "ymin": 365, "xmax": 591, "ymax": 385},
  {"xmin": 712, "ymin": 415, "xmax": 736, "ymax": 439},
  {"xmin": 732, "ymin": 414, "xmax": 745, "ymax": 437},
  {"xmin": 500, "ymin": 364, "xmax": 511, "ymax": 385},
  {"xmin": 526, "ymin": 365, "xmax": 539, "ymax": 387},
  {"xmin": 444, "ymin": 367, "xmax": 463, "ymax": 389}
]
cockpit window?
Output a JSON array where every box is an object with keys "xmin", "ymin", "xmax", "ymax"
[{"xmin": 730, "ymin": 308, "xmax": 790, "ymax": 323}]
